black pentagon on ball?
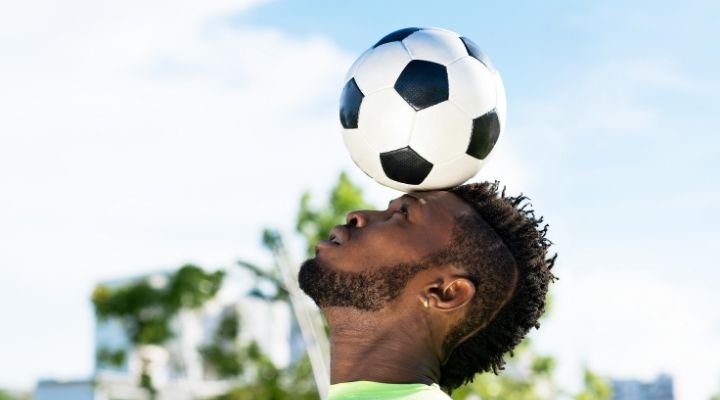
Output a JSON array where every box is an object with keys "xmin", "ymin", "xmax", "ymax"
[
  {"xmin": 339, "ymin": 78, "xmax": 364, "ymax": 129},
  {"xmin": 459, "ymin": 36, "xmax": 496, "ymax": 72},
  {"xmin": 466, "ymin": 109, "xmax": 501, "ymax": 160},
  {"xmin": 394, "ymin": 60, "xmax": 449, "ymax": 111},
  {"xmin": 373, "ymin": 27, "xmax": 421, "ymax": 48},
  {"xmin": 380, "ymin": 146, "xmax": 433, "ymax": 185}
]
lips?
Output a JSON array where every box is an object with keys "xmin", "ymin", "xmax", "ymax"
[
  {"xmin": 315, "ymin": 225, "xmax": 350, "ymax": 255},
  {"xmin": 328, "ymin": 225, "xmax": 349, "ymax": 245}
]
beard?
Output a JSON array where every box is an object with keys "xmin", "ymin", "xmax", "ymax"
[{"xmin": 298, "ymin": 256, "xmax": 429, "ymax": 311}]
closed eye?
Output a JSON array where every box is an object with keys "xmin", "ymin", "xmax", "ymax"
[
  {"xmin": 388, "ymin": 195, "xmax": 418, "ymax": 219},
  {"xmin": 393, "ymin": 203, "xmax": 410, "ymax": 219}
]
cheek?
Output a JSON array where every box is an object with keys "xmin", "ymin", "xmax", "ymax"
[
  {"xmin": 359, "ymin": 233, "xmax": 424, "ymax": 266},
  {"xmin": 327, "ymin": 233, "xmax": 416, "ymax": 272}
]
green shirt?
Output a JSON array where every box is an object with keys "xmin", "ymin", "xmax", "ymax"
[{"xmin": 328, "ymin": 381, "xmax": 452, "ymax": 400}]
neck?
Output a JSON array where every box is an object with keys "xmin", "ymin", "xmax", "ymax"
[{"xmin": 324, "ymin": 306, "xmax": 442, "ymax": 386}]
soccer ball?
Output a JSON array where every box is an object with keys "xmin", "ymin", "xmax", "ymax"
[{"xmin": 339, "ymin": 27, "xmax": 506, "ymax": 192}]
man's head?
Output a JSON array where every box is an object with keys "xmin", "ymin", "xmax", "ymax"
[{"xmin": 298, "ymin": 181, "xmax": 556, "ymax": 392}]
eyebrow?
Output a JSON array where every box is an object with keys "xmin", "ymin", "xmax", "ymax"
[{"xmin": 388, "ymin": 193, "xmax": 421, "ymax": 208}]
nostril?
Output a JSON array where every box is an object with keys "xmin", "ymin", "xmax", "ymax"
[
  {"xmin": 346, "ymin": 211, "xmax": 367, "ymax": 228},
  {"xmin": 346, "ymin": 211, "xmax": 361, "ymax": 227}
]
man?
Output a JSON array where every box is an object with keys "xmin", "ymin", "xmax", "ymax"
[{"xmin": 298, "ymin": 181, "xmax": 557, "ymax": 399}]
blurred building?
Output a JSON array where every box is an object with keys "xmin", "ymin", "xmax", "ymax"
[
  {"xmin": 611, "ymin": 373, "xmax": 674, "ymax": 400},
  {"xmin": 35, "ymin": 270, "xmax": 303, "ymax": 400}
]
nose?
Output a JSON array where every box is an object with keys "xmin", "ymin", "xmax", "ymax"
[{"xmin": 346, "ymin": 210, "xmax": 369, "ymax": 228}]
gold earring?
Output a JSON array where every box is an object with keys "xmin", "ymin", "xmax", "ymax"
[{"xmin": 422, "ymin": 297, "xmax": 430, "ymax": 309}]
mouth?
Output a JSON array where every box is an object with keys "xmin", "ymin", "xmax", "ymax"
[
  {"xmin": 328, "ymin": 225, "xmax": 349, "ymax": 245},
  {"xmin": 315, "ymin": 225, "xmax": 350, "ymax": 255}
]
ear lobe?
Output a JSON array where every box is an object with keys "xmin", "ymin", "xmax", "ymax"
[{"xmin": 428, "ymin": 278, "xmax": 476, "ymax": 312}]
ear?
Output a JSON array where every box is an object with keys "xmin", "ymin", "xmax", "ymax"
[{"xmin": 424, "ymin": 277, "xmax": 476, "ymax": 312}]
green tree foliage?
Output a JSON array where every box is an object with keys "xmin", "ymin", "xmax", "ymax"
[
  {"xmin": 711, "ymin": 377, "xmax": 720, "ymax": 400},
  {"xmin": 574, "ymin": 368, "xmax": 613, "ymax": 400},
  {"xmin": 239, "ymin": 172, "xmax": 371, "ymax": 303},
  {"xmin": 237, "ymin": 238, "xmax": 289, "ymax": 304},
  {"xmin": 139, "ymin": 366, "xmax": 157, "ymax": 399},
  {"xmin": 96, "ymin": 347, "xmax": 126, "ymax": 368},
  {"xmin": 0, "ymin": 390, "xmax": 26, "ymax": 400},
  {"xmin": 0, "ymin": 391, "xmax": 30, "ymax": 400},
  {"xmin": 199, "ymin": 310, "xmax": 243, "ymax": 378},
  {"xmin": 92, "ymin": 264, "xmax": 224, "ymax": 345},
  {"xmin": 448, "ymin": 296, "xmax": 556, "ymax": 399},
  {"xmin": 91, "ymin": 264, "xmax": 225, "ymax": 397},
  {"xmin": 296, "ymin": 171, "xmax": 373, "ymax": 257},
  {"xmin": 213, "ymin": 344, "xmax": 317, "ymax": 400},
  {"xmin": 166, "ymin": 264, "xmax": 226, "ymax": 309},
  {"xmin": 450, "ymin": 327, "xmax": 559, "ymax": 399}
]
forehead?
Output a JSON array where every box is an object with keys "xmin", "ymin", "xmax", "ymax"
[{"xmin": 403, "ymin": 190, "xmax": 476, "ymax": 219}]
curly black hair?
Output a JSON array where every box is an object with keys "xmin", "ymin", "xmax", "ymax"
[{"xmin": 437, "ymin": 181, "xmax": 558, "ymax": 392}]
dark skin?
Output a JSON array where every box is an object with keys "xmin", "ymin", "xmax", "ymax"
[{"xmin": 314, "ymin": 191, "xmax": 479, "ymax": 386}]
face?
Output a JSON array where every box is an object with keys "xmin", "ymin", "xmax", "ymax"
[{"xmin": 298, "ymin": 190, "xmax": 477, "ymax": 310}]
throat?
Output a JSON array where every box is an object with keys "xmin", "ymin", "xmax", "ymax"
[{"xmin": 325, "ymin": 308, "xmax": 442, "ymax": 386}]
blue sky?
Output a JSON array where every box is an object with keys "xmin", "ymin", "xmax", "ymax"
[{"xmin": 0, "ymin": 0, "xmax": 718, "ymax": 398}]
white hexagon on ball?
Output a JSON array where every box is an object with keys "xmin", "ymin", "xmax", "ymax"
[
  {"xmin": 353, "ymin": 41, "xmax": 411, "ymax": 95},
  {"xmin": 402, "ymin": 28, "xmax": 468, "ymax": 65},
  {"xmin": 409, "ymin": 102, "xmax": 472, "ymax": 165},
  {"xmin": 342, "ymin": 130, "xmax": 385, "ymax": 179},
  {"xmin": 448, "ymin": 56, "xmax": 497, "ymax": 118},
  {"xmin": 356, "ymin": 88, "xmax": 415, "ymax": 153}
]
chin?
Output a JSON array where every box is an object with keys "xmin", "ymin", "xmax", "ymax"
[{"xmin": 297, "ymin": 258, "xmax": 322, "ymax": 303}]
